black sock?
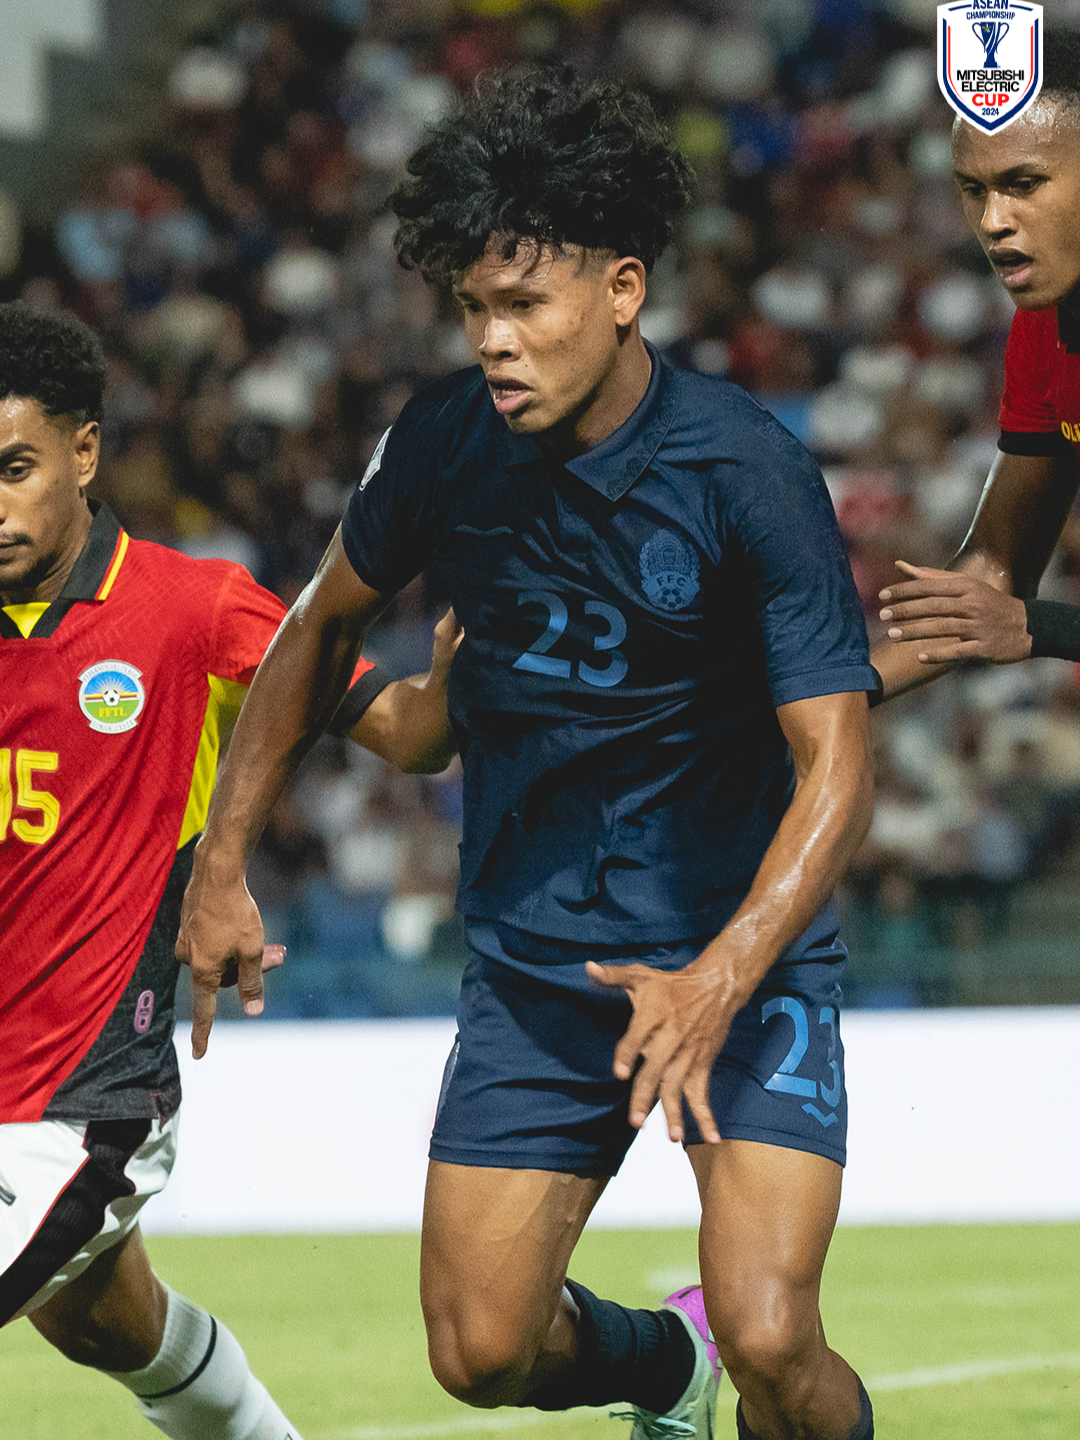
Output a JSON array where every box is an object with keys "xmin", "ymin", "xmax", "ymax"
[
  {"xmin": 736, "ymin": 1377, "xmax": 873, "ymax": 1440},
  {"xmin": 526, "ymin": 1279, "xmax": 697, "ymax": 1413}
]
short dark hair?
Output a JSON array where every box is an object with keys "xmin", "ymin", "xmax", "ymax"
[
  {"xmin": 1042, "ymin": 29, "xmax": 1080, "ymax": 110},
  {"xmin": 0, "ymin": 302, "xmax": 106, "ymax": 427},
  {"xmin": 389, "ymin": 68, "xmax": 694, "ymax": 287}
]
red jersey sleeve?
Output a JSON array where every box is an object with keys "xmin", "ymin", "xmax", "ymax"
[
  {"xmin": 206, "ymin": 563, "xmax": 375, "ymax": 686},
  {"xmin": 999, "ymin": 306, "xmax": 1065, "ymax": 440}
]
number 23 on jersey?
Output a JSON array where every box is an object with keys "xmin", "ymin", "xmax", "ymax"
[{"xmin": 513, "ymin": 591, "xmax": 628, "ymax": 689}]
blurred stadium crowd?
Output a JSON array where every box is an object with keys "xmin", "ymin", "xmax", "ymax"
[{"xmin": 6, "ymin": 0, "xmax": 1080, "ymax": 1014}]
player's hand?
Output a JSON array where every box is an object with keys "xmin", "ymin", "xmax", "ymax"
[
  {"xmin": 585, "ymin": 957, "xmax": 743, "ymax": 1145},
  {"xmin": 176, "ymin": 855, "xmax": 270, "ymax": 1059},
  {"xmin": 879, "ymin": 561, "xmax": 1031, "ymax": 665}
]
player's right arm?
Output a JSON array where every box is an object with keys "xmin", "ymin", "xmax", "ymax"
[
  {"xmin": 177, "ymin": 528, "xmax": 390, "ymax": 1057},
  {"xmin": 872, "ymin": 448, "xmax": 1080, "ymax": 698}
]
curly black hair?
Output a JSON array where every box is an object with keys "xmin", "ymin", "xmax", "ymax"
[
  {"xmin": 389, "ymin": 68, "xmax": 694, "ymax": 287},
  {"xmin": 1042, "ymin": 29, "xmax": 1080, "ymax": 110},
  {"xmin": 0, "ymin": 302, "xmax": 105, "ymax": 426}
]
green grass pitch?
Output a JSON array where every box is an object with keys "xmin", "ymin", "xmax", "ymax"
[{"xmin": 3, "ymin": 1224, "xmax": 1078, "ymax": 1439}]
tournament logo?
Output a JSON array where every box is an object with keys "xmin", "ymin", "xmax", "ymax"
[
  {"xmin": 937, "ymin": 2, "xmax": 1042, "ymax": 133},
  {"xmin": 639, "ymin": 529, "xmax": 700, "ymax": 612},
  {"xmin": 78, "ymin": 660, "xmax": 146, "ymax": 734}
]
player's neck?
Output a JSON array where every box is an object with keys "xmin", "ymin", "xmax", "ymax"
[
  {"xmin": 542, "ymin": 333, "xmax": 652, "ymax": 460},
  {"xmin": 0, "ymin": 505, "xmax": 93, "ymax": 609}
]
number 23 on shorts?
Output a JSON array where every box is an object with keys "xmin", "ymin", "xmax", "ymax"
[{"xmin": 762, "ymin": 996, "xmax": 842, "ymax": 1129}]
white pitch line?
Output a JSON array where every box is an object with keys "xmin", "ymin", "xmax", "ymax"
[
  {"xmin": 326, "ymin": 1414, "xmax": 570, "ymax": 1440},
  {"xmin": 325, "ymin": 1352, "xmax": 1080, "ymax": 1440},
  {"xmin": 866, "ymin": 1351, "xmax": 1080, "ymax": 1392}
]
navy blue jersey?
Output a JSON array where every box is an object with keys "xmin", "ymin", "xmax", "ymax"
[{"xmin": 342, "ymin": 348, "xmax": 875, "ymax": 947}]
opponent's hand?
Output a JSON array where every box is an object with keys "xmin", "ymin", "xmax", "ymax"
[
  {"xmin": 879, "ymin": 561, "xmax": 1031, "ymax": 665},
  {"xmin": 176, "ymin": 857, "xmax": 270, "ymax": 1059},
  {"xmin": 429, "ymin": 606, "xmax": 464, "ymax": 682},
  {"xmin": 220, "ymin": 944, "xmax": 286, "ymax": 990},
  {"xmin": 585, "ymin": 958, "xmax": 743, "ymax": 1145}
]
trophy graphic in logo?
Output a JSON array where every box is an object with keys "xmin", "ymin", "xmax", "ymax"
[
  {"xmin": 938, "ymin": 3, "xmax": 1043, "ymax": 134},
  {"xmin": 974, "ymin": 19, "xmax": 1008, "ymax": 68}
]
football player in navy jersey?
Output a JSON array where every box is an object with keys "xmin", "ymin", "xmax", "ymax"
[
  {"xmin": 180, "ymin": 72, "xmax": 878, "ymax": 1440},
  {"xmin": 871, "ymin": 33, "xmax": 1080, "ymax": 688}
]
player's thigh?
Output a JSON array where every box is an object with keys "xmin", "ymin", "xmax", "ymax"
[
  {"xmin": 0, "ymin": 1112, "xmax": 177, "ymax": 1331},
  {"xmin": 30, "ymin": 1223, "xmax": 167, "ymax": 1370},
  {"xmin": 430, "ymin": 923, "xmax": 641, "ymax": 1178},
  {"xmin": 688, "ymin": 1138, "xmax": 841, "ymax": 1368},
  {"xmin": 421, "ymin": 1160, "xmax": 606, "ymax": 1354}
]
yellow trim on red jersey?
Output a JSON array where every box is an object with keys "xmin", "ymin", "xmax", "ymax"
[
  {"xmin": 1, "ymin": 602, "xmax": 50, "ymax": 637},
  {"xmin": 177, "ymin": 674, "xmax": 249, "ymax": 850},
  {"xmin": 94, "ymin": 530, "xmax": 130, "ymax": 602}
]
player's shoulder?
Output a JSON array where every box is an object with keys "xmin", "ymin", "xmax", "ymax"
[
  {"xmin": 121, "ymin": 537, "xmax": 268, "ymax": 613},
  {"xmin": 363, "ymin": 365, "xmax": 493, "ymax": 498},
  {"xmin": 390, "ymin": 365, "xmax": 490, "ymax": 447},
  {"xmin": 1006, "ymin": 303, "xmax": 1060, "ymax": 352},
  {"xmin": 663, "ymin": 360, "xmax": 819, "ymax": 479},
  {"xmin": 124, "ymin": 535, "xmax": 235, "ymax": 585}
]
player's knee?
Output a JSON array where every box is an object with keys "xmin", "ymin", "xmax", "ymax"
[
  {"xmin": 715, "ymin": 1298, "xmax": 814, "ymax": 1401},
  {"xmin": 426, "ymin": 1314, "xmax": 535, "ymax": 1406}
]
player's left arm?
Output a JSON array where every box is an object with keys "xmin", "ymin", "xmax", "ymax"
[{"xmin": 588, "ymin": 688, "xmax": 873, "ymax": 1145}]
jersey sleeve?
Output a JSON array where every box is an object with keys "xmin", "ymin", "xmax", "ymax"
[
  {"xmin": 999, "ymin": 307, "xmax": 1072, "ymax": 455},
  {"xmin": 207, "ymin": 564, "xmax": 288, "ymax": 684},
  {"xmin": 727, "ymin": 423, "xmax": 877, "ymax": 708},
  {"xmin": 341, "ymin": 403, "xmax": 441, "ymax": 595},
  {"xmin": 326, "ymin": 665, "xmax": 392, "ymax": 736},
  {"xmin": 207, "ymin": 562, "xmax": 375, "ymax": 689}
]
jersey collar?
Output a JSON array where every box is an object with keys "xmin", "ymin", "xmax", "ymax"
[
  {"xmin": 496, "ymin": 343, "xmax": 679, "ymax": 501},
  {"xmin": 0, "ymin": 502, "xmax": 127, "ymax": 640}
]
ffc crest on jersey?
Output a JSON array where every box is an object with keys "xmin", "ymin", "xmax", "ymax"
[
  {"xmin": 639, "ymin": 529, "xmax": 700, "ymax": 612},
  {"xmin": 937, "ymin": 2, "xmax": 1042, "ymax": 133},
  {"xmin": 78, "ymin": 660, "xmax": 146, "ymax": 734}
]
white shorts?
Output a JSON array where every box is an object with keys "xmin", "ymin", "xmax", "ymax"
[{"xmin": 0, "ymin": 1112, "xmax": 179, "ymax": 1324}]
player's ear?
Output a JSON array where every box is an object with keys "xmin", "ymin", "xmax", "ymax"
[
  {"xmin": 73, "ymin": 420, "xmax": 100, "ymax": 490},
  {"xmin": 610, "ymin": 256, "xmax": 647, "ymax": 330}
]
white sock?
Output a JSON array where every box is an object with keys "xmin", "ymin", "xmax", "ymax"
[{"xmin": 107, "ymin": 1285, "xmax": 304, "ymax": 1440}]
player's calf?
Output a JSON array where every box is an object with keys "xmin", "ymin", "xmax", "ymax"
[
  {"xmin": 735, "ymin": 1380, "xmax": 873, "ymax": 1440},
  {"xmin": 426, "ymin": 1279, "xmax": 703, "ymax": 1418},
  {"xmin": 718, "ymin": 1308, "xmax": 870, "ymax": 1440}
]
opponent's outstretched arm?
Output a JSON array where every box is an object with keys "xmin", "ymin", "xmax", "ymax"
[
  {"xmin": 177, "ymin": 528, "xmax": 389, "ymax": 1057},
  {"xmin": 588, "ymin": 689, "xmax": 873, "ymax": 1145},
  {"xmin": 872, "ymin": 448, "xmax": 1079, "ymax": 698},
  {"xmin": 351, "ymin": 608, "xmax": 460, "ymax": 774}
]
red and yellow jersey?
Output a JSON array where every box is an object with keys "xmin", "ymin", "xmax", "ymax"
[
  {"xmin": 0, "ymin": 505, "xmax": 377, "ymax": 1123},
  {"xmin": 999, "ymin": 305, "xmax": 1080, "ymax": 456}
]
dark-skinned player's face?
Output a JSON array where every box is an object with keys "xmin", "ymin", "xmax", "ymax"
[
  {"xmin": 0, "ymin": 397, "xmax": 98, "ymax": 600},
  {"xmin": 953, "ymin": 97, "xmax": 1080, "ymax": 310},
  {"xmin": 452, "ymin": 241, "xmax": 646, "ymax": 436}
]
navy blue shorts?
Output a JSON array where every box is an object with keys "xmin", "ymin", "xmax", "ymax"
[{"xmin": 429, "ymin": 920, "xmax": 848, "ymax": 1177}]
